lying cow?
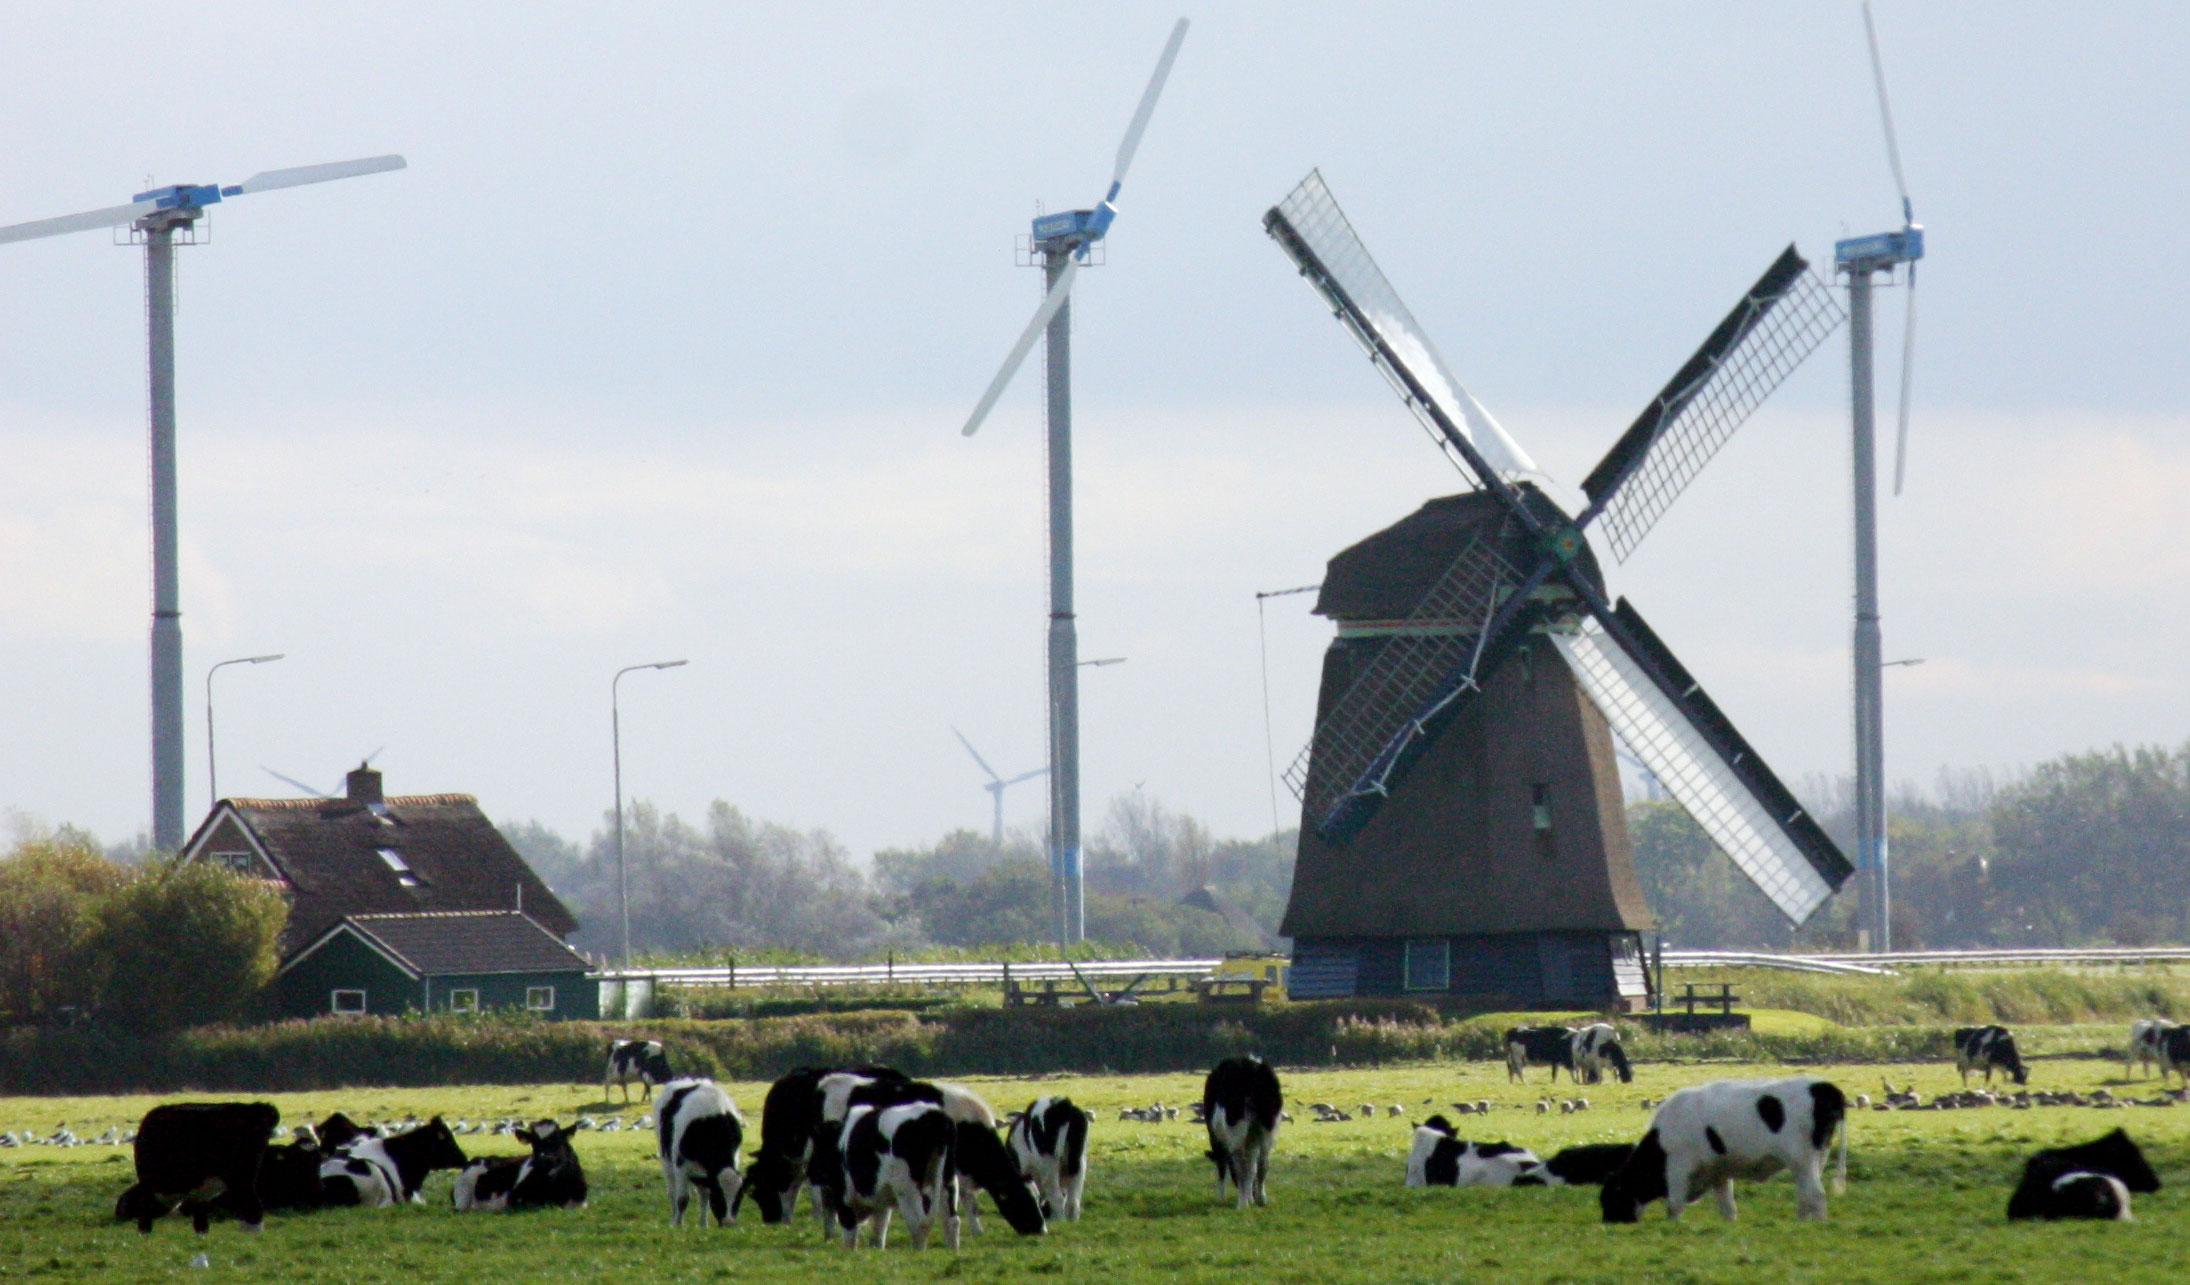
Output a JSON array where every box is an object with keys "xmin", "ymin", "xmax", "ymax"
[
  {"xmin": 1504, "ymin": 1027, "xmax": 1576, "ymax": 1083},
  {"xmin": 1008, "ymin": 1096, "xmax": 1091, "ymax": 1222},
  {"xmin": 657, "ymin": 1077, "xmax": 745, "ymax": 1227},
  {"xmin": 605, "ymin": 1038, "xmax": 674, "ymax": 1104},
  {"xmin": 2007, "ymin": 1128, "xmax": 2160, "ymax": 1222},
  {"xmin": 319, "ymin": 1117, "xmax": 468, "ymax": 1207},
  {"xmin": 1572, "ymin": 1024, "xmax": 1634, "ymax": 1085},
  {"xmin": 115, "ymin": 1102, "xmax": 280, "ymax": 1234},
  {"xmin": 1601, "ymin": 1077, "xmax": 1847, "ymax": 1223},
  {"xmin": 1513, "ymin": 1142, "xmax": 1636, "ymax": 1187},
  {"xmin": 453, "ymin": 1119, "xmax": 588, "ymax": 1212},
  {"xmin": 1954, "ymin": 1025, "xmax": 2029, "ymax": 1086},
  {"xmin": 1404, "ymin": 1117, "xmax": 1540, "ymax": 1187},
  {"xmin": 257, "ymin": 1131, "xmax": 327, "ymax": 1212},
  {"xmin": 1204, "ymin": 1055, "xmax": 1282, "ymax": 1209},
  {"xmin": 2126, "ymin": 1019, "xmax": 2178, "ymax": 1081},
  {"xmin": 829, "ymin": 1102, "xmax": 959, "ymax": 1249}
]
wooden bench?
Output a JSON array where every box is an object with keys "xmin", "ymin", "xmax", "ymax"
[
  {"xmin": 1674, "ymin": 982, "xmax": 1740, "ymax": 1015},
  {"xmin": 1191, "ymin": 977, "xmax": 1269, "ymax": 1006}
]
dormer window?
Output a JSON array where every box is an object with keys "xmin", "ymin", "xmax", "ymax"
[{"xmin": 376, "ymin": 847, "xmax": 422, "ymax": 887}]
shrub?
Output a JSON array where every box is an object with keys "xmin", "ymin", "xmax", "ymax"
[
  {"xmin": 87, "ymin": 858, "xmax": 288, "ymax": 1034},
  {"xmin": 0, "ymin": 835, "xmax": 131, "ymax": 1023}
]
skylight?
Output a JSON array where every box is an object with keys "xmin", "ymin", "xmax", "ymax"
[{"xmin": 376, "ymin": 847, "xmax": 422, "ymax": 888}]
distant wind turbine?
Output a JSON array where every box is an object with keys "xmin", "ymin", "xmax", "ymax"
[{"xmin": 951, "ymin": 727, "xmax": 1048, "ymax": 849}]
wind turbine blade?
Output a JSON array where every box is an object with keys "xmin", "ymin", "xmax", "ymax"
[
  {"xmin": 951, "ymin": 726, "xmax": 1003, "ymax": 783},
  {"xmin": 0, "ymin": 200, "xmax": 161, "ymax": 246},
  {"xmin": 1892, "ymin": 271, "xmax": 1916, "ymax": 495},
  {"xmin": 962, "ymin": 256, "xmax": 1078, "ymax": 436},
  {"xmin": 1003, "ymin": 766, "xmax": 1051, "ymax": 786},
  {"xmin": 1862, "ymin": 1, "xmax": 1912, "ymax": 223},
  {"xmin": 225, "ymin": 155, "xmax": 406, "ymax": 197},
  {"xmin": 261, "ymin": 767, "xmax": 334, "ymax": 799},
  {"xmin": 1112, "ymin": 18, "xmax": 1190, "ymax": 191}
]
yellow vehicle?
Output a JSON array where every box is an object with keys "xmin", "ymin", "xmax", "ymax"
[{"xmin": 1208, "ymin": 951, "xmax": 1290, "ymax": 1002}]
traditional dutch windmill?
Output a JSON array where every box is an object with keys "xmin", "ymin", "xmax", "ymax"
[{"xmin": 1264, "ymin": 172, "xmax": 1855, "ymax": 1008}]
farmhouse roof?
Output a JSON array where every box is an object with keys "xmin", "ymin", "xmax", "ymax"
[
  {"xmin": 280, "ymin": 911, "xmax": 591, "ymax": 979},
  {"xmin": 181, "ymin": 765, "xmax": 577, "ymax": 956}
]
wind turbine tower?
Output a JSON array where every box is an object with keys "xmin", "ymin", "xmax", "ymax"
[
  {"xmin": 961, "ymin": 20, "xmax": 1189, "ymax": 943},
  {"xmin": 0, "ymin": 155, "xmax": 405, "ymax": 850}
]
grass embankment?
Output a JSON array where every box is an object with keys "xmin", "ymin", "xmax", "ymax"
[
  {"xmin": 1680, "ymin": 966, "xmax": 2190, "ymax": 1027},
  {"xmin": 5, "ymin": 1058, "xmax": 2187, "ymax": 1284}
]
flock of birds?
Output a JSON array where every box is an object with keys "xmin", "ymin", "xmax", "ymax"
[{"xmin": 1855, "ymin": 1082, "xmax": 2190, "ymax": 1112}]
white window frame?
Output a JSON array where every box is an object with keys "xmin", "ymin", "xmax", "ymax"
[
  {"xmin": 525, "ymin": 986, "xmax": 556, "ymax": 1012},
  {"xmin": 331, "ymin": 989, "xmax": 367, "ymax": 1015},
  {"xmin": 447, "ymin": 988, "xmax": 480, "ymax": 1013},
  {"xmin": 1403, "ymin": 938, "xmax": 1451, "ymax": 992}
]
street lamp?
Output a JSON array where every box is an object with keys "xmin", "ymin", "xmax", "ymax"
[
  {"xmin": 613, "ymin": 659, "xmax": 688, "ymax": 968},
  {"xmin": 1078, "ymin": 657, "xmax": 1127, "ymax": 668},
  {"xmin": 206, "ymin": 653, "xmax": 283, "ymax": 808}
]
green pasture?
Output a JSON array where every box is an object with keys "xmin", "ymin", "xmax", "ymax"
[{"xmin": 3, "ymin": 1053, "xmax": 2187, "ymax": 1283}]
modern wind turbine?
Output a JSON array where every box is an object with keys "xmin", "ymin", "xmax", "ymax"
[
  {"xmin": 951, "ymin": 726, "xmax": 1049, "ymax": 848},
  {"xmin": 961, "ymin": 19, "xmax": 1188, "ymax": 944},
  {"xmin": 1836, "ymin": 2, "xmax": 1924, "ymax": 951},
  {"xmin": 0, "ymin": 154, "xmax": 406, "ymax": 852}
]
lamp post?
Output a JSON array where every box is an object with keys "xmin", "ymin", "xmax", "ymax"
[
  {"xmin": 613, "ymin": 659, "xmax": 688, "ymax": 968},
  {"xmin": 205, "ymin": 653, "xmax": 283, "ymax": 808}
]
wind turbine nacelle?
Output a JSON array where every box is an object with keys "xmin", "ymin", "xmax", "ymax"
[
  {"xmin": 1834, "ymin": 226, "xmax": 1923, "ymax": 272},
  {"xmin": 1031, "ymin": 208, "xmax": 1104, "ymax": 246},
  {"xmin": 131, "ymin": 183, "xmax": 225, "ymax": 213}
]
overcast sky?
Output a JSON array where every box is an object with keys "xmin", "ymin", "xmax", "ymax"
[{"xmin": 3, "ymin": 2, "xmax": 2185, "ymax": 862}]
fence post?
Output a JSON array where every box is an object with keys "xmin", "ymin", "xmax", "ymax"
[
  {"xmin": 888, "ymin": 950, "xmax": 895, "ymax": 984},
  {"xmin": 726, "ymin": 953, "xmax": 736, "ymax": 991}
]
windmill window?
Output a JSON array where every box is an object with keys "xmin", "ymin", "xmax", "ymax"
[
  {"xmin": 376, "ymin": 847, "xmax": 423, "ymax": 887},
  {"xmin": 526, "ymin": 986, "xmax": 556, "ymax": 1012},
  {"xmin": 1403, "ymin": 938, "xmax": 1450, "ymax": 991},
  {"xmin": 331, "ymin": 989, "xmax": 366, "ymax": 1015},
  {"xmin": 447, "ymin": 989, "xmax": 479, "ymax": 1013}
]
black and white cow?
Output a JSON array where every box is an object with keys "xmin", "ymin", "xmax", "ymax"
[
  {"xmin": 2159, "ymin": 1025, "xmax": 2190, "ymax": 1089},
  {"xmin": 1600, "ymin": 1077, "xmax": 1847, "ymax": 1223},
  {"xmin": 804, "ymin": 1068, "xmax": 929, "ymax": 1236},
  {"xmin": 605, "ymin": 1038, "xmax": 674, "ymax": 1104},
  {"xmin": 1008, "ymin": 1096, "xmax": 1091, "ymax": 1222},
  {"xmin": 2126, "ymin": 1019, "xmax": 2178, "ymax": 1080},
  {"xmin": 1504, "ymin": 1027, "xmax": 1577, "ymax": 1083},
  {"xmin": 656, "ymin": 1078, "xmax": 745, "ymax": 1227},
  {"xmin": 1953, "ymin": 1025, "xmax": 2029, "ymax": 1086},
  {"xmin": 1513, "ymin": 1143, "xmax": 1636, "ymax": 1187},
  {"xmin": 114, "ymin": 1102, "xmax": 280, "ymax": 1234},
  {"xmin": 1571, "ymin": 1024, "xmax": 1634, "ymax": 1085},
  {"xmin": 830, "ymin": 1102, "xmax": 959, "ymax": 1250},
  {"xmin": 2006, "ymin": 1128, "xmax": 2160, "ymax": 1222},
  {"xmin": 453, "ymin": 1119, "xmax": 588, "ymax": 1212},
  {"xmin": 946, "ymin": 1106, "xmax": 1046, "ymax": 1236},
  {"xmin": 318, "ymin": 1117, "xmax": 468, "ymax": 1207},
  {"xmin": 1404, "ymin": 1116, "xmax": 1541, "ymax": 1187},
  {"xmin": 1203, "ymin": 1055, "xmax": 1282, "ymax": 1209}
]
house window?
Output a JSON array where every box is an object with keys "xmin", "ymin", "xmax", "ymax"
[
  {"xmin": 211, "ymin": 850, "xmax": 253, "ymax": 874},
  {"xmin": 1403, "ymin": 938, "xmax": 1450, "ymax": 991},
  {"xmin": 331, "ymin": 989, "xmax": 367, "ymax": 1015},
  {"xmin": 448, "ymin": 989, "xmax": 480, "ymax": 1013},
  {"xmin": 375, "ymin": 847, "xmax": 423, "ymax": 888},
  {"xmin": 526, "ymin": 986, "xmax": 556, "ymax": 1012}
]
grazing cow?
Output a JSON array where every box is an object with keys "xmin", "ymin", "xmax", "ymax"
[
  {"xmin": 115, "ymin": 1102, "xmax": 280, "ymax": 1235},
  {"xmin": 605, "ymin": 1038, "xmax": 674, "ymax": 1104},
  {"xmin": 1600, "ymin": 1077, "xmax": 1847, "ymax": 1223},
  {"xmin": 1008, "ymin": 1096, "xmax": 1092, "ymax": 1222},
  {"xmin": 829, "ymin": 1102, "xmax": 959, "ymax": 1249},
  {"xmin": 1504, "ymin": 1027, "xmax": 1577, "ymax": 1083},
  {"xmin": 657, "ymin": 1078, "xmax": 746, "ymax": 1227},
  {"xmin": 737, "ymin": 1066, "xmax": 833, "ymax": 1224},
  {"xmin": 2126, "ymin": 1019, "xmax": 2178, "ymax": 1080},
  {"xmin": 1513, "ymin": 1143, "xmax": 1637, "ymax": 1188},
  {"xmin": 2160, "ymin": 1026, "xmax": 2190, "ymax": 1089},
  {"xmin": 928, "ymin": 1082, "xmax": 1044, "ymax": 1237},
  {"xmin": 1405, "ymin": 1117, "xmax": 1541, "ymax": 1188},
  {"xmin": 318, "ymin": 1117, "xmax": 468, "ymax": 1207},
  {"xmin": 2007, "ymin": 1128, "xmax": 2160, "ymax": 1222},
  {"xmin": 1203, "ymin": 1056, "xmax": 1282, "ymax": 1209},
  {"xmin": 1571, "ymin": 1024, "xmax": 1634, "ymax": 1085},
  {"xmin": 454, "ymin": 1120, "xmax": 588, "ymax": 1212},
  {"xmin": 1953, "ymin": 1025, "xmax": 2029, "ymax": 1086}
]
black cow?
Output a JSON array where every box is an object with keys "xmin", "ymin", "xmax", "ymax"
[
  {"xmin": 1954, "ymin": 1025, "xmax": 2029, "ymax": 1086},
  {"xmin": 257, "ymin": 1134, "xmax": 327, "ymax": 1212},
  {"xmin": 115, "ymin": 1102, "xmax": 280, "ymax": 1234},
  {"xmin": 319, "ymin": 1117, "xmax": 468, "ymax": 1207},
  {"xmin": 2007, "ymin": 1128, "xmax": 2160, "ymax": 1221},
  {"xmin": 454, "ymin": 1119, "xmax": 587, "ymax": 1211},
  {"xmin": 737, "ymin": 1066, "xmax": 833, "ymax": 1224},
  {"xmin": 1514, "ymin": 1143, "xmax": 1637, "ymax": 1187},
  {"xmin": 1203, "ymin": 1055, "xmax": 1282, "ymax": 1209},
  {"xmin": 657, "ymin": 1078, "xmax": 746, "ymax": 1227},
  {"xmin": 1504, "ymin": 1026, "xmax": 1577, "ymax": 1083},
  {"xmin": 606, "ymin": 1038, "xmax": 674, "ymax": 1104},
  {"xmin": 950, "ymin": 1114, "xmax": 1046, "ymax": 1236},
  {"xmin": 1007, "ymin": 1096, "xmax": 1091, "ymax": 1222}
]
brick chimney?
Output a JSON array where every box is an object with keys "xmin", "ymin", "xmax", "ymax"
[{"xmin": 345, "ymin": 763, "xmax": 384, "ymax": 807}]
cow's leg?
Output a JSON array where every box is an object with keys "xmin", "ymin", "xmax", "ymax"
[
  {"xmin": 1663, "ymin": 1161, "xmax": 1695, "ymax": 1220},
  {"xmin": 957, "ymin": 1171, "xmax": 982, "ymax": 1235},
  {"xmin": 1793, "ymin": 1159, "xmax": 1829, "ymax": 1221},
  {"xmin": 720, "ymin": 1167, "xmax": 744, "ymax": 1225},
  {"xmin": 1065, "ymin": 1163, "xmax": 1086, "ymax": 1221},
  {"xmin": 871, "ymin": 1206, "xmax": 893, "ymax": 1250},
  {"xmin": 664, "ymin": 1161, "xmax": 688, "ymax": 1227},
  {"xmin": 1713, "ymin": 1180, "xmax": 1738, "ymax": 1222},
  {"xmin": 702, "ymin": 1175, "xmax": 728, "ymax": 1228}
]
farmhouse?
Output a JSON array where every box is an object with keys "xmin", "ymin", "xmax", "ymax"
[{"xmin": 179, "ymin": 764, "xmax": 590, "ymax": 1018}]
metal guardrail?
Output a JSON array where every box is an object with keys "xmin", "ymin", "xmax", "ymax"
[{"xmin": 1661, "ymin": 950, "xmax": 1897, "ymax": 976}]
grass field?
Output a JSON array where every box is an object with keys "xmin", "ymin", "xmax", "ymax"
[{"xmin": 3, "ymin": 1053, "xmax": 2184, "ymax": 1283}]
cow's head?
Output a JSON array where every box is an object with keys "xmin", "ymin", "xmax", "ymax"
[
  {"xmin": 414, "ymin": 1117, "xmax": 469, "ymax": 1171},
  {"xmin": 2087, "ymin": 1129, "xmax": 2161, "ymax": 1194},
  {"xmin": 1598, "ymin": 1128, "xmax": 1666, "ymax": 1224},
  {"xmin": 517, "ymin": 1120, "xmax": 574, "ymax": 1158},
  {"xmin": 736, "ymin": 1152, "xmax": 798, "ymax": 1224}
]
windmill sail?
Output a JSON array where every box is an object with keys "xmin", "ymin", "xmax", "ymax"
[
  {"xmin": 1578, "ymin": 247, "xmax": 1845, "ymax": 563},
  {"xmin": 1549, "ymin": 603, "xmax": 1851, "ymax": 924},
  {"xmin": 1266, "ymin": 171, "xmax": 1536, "ymax": 481}
]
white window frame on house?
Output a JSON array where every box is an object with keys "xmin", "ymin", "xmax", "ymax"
[
  {"xmin": 375, "ymin": 847, "xmax": 423, "ymax": 888},
  {"xmin": 1403, "ymin": 938, "xmax": 1451, "ymax": 991},
  {"xmin": 448, "ymin": 988, "xmax": 480, "ymax": 1013},
  {"xmin": 331, "ymin": 989, "xmax": 367, "ymax": 1015},
  {"xmin": 211, "ymin": 849, "xmax": 254, "ymax": 874},
  {"xmin": 525, "ymin": 986, "xmax": 556, "ymax": 1012}
]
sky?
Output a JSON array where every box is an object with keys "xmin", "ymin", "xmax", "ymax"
[{"xmin": 2, "ymin": 2, "xmax": 2186, "ymax": 863}]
